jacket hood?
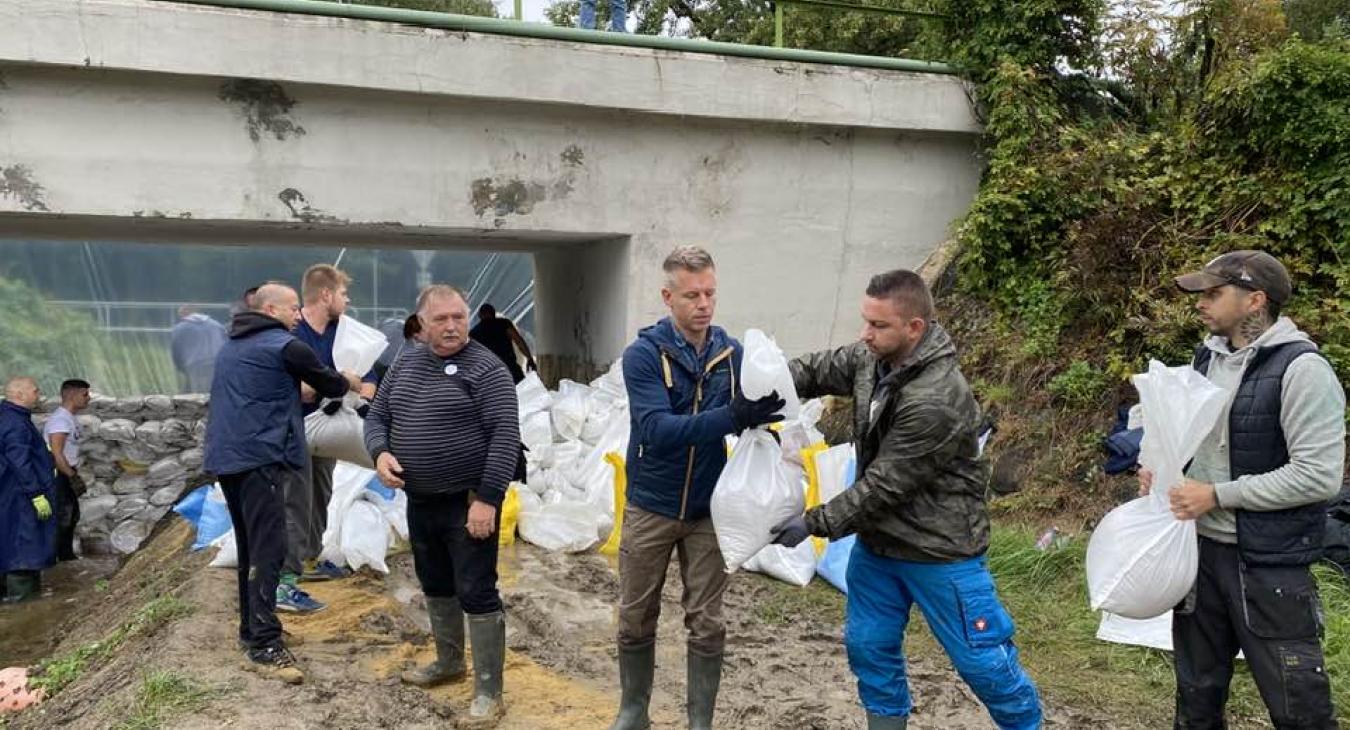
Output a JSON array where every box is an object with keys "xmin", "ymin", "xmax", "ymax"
[
  {"xmin": 229, "ymin": 311, "xmax": 290, "ymax": 339},
  {"xmin": 877, "ymin": 321, "xmax": 957, "ymax": 388},
  {"xmin": 637, "ymin": 318, "xmax": 732, "ymax": 371},
  {"xmin": 1203, "ymin": 316, "xmax": 1313, "ymax": 358}
]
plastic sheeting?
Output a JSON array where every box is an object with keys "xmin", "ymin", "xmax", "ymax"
[{"xmin": 0, "ymin": 239, "xmax": 534, "ymax": 395}]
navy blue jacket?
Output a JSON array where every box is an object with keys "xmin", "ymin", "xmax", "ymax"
[
  {"xmin": 205, "ymin": 312, "xmax": 348, "ymax": 475},
  {"xmin": 0, "ymin": 400, "xmax": 56, "ymax": 572},
  {"xmin": 622, "ymin": 318, "xmax": 743, "ymax": 521}
]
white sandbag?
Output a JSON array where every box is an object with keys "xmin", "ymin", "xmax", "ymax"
[
  {"xmin": 209, "ymin": 530, "xmax": 238, "ymax": 568},
  {"xmin": 551, "ymin": 381, "xmax": 591, "ymax": 441},
  {"xmin": 1096, "ymin": 611, "xmax": 1174, "ymax": 652},
  {"xmin": 711, "ymin": 428, "xmax": 803, "ymax": 572},
  {"xmin": 101, "ymin": 418, "xmax": 137, "ymax": 443},
  {"xmin": 521, "ymin": 411, "xmax": 553, "ymax": 451},
  {"xmin": 740, "ymin": 329, "xmax": 801, "ymax": 421},
  {"xmin": 305, "ymin": 406, "xmax": 374, "ymax": 468},
  {"xmin": 341, "ymin": 500, "xmax": 391, "ymax": 573},
  {"xmin": 580, "ymin": 407, "xmax": 612, "ymax": 445},
  {"xmin": 379, "ymin": 489, "xmax": 409, "ymax": 541},
  {"xmin": 815, "ymin": 443, "xmax": 857, "ymax": 504},
  {"xmin": 1085, "ymin": 361, "xmax": 1227, "ymax": 619},
  {"xmin": 743, "ymin": 541, "xmax": 817, "ymax": 587},
  {"xmin": 333, "ymin": 315, "xmax": 388, "ymax": 376},
  {"xmin": 518, "ymin": 501, "xmax": 603, "ymax": 553},
  {"xmin": 516, "ymin": 372, "xmax": 553, "ymax": 419},
  {"xmin": 320, "ymin": 463, "xmax": 379, "ymax": 566}
]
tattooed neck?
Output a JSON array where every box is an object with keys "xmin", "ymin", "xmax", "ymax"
[{"xmin": 1231, "ymin": 309, "xmax": 1275, "ymax": 349}]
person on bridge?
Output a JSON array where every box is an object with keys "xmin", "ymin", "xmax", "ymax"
[
  {"xmin": 365, "ymin": 284, "xmax": 519, "ymax": 729},
  {"xmin": 44, "ymin": 378, "xmax": 92, "ymax": 562},
  {"xmin": 0, "ymin": 377, "xmax": 56, "ymax": 603},
  {"xmin": 772, "ymin": 270, "xmax": 1042, "ymax": 730},
  {"xmin": 1143, "ymin": 251, "xmax": 1344, "ymax": 728},
  {"xmin": 204, "ymin": 283, "xmax": 362, "ymax": 683},
  {"xmin": 609, "ymin": 245, "xmax": 784, "ymax": 730},
  {"xmin": 469, "ymin": 303, "xmax": 536, "ymax": 385},
  {"xmin": 281, "ymin": 264, "xmax": 380, "ymax": 605},
  {"xmin": 578, "ymin": 0, "xmax": 626, "ymax": 32},
  {"xmin": 170, "ymin": 305, "xmax": 228, "ymax": 394}
]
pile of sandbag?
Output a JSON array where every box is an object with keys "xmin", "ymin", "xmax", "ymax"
[
  {"xmin": 32, "ymin": 394, "xmax": 211, "ymax": 555},
  {"xmin": 514, "ymin": 363, "xmax": 630, "ymax": 553}
]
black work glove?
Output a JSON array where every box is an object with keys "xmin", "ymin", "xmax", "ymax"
[
  {"xmin": 321, "ymin": 399, "xmax": 343, "ymax": 416},
  {"xmin": 730, "ymin": 390, "xmax": 786, "ymax": 431},
  {"xmin": 355, "ymin": 402, "xmax": 370, "ymax": 420},
  {"xmin": 771, "ymin": 515, "xmax": 811, "ymax": 548}
]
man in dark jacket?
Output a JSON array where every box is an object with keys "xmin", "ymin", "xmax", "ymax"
[
  {"xmin": 469, "ymin": 303, "xmax": 536, "ymax": 384},
  {"xmin": 204, "ymin": 283, "xmax": 360, "ymax": 683},
  {"xmin": 170, "ymin": 305, "xmax": 228, "ymax": 393},
  {"xmin": 608, "ymin": 246, "xmax": 783, "ymax": 730},
  {"xmin": 1144, "ymin": 251, "xmax": 1344, "ymax": 728},
  {"xmin": 0, "ymin": 377, "xmax": 56, "ymax": 602},
  {"xmin": 773, "ymin": 270, "xmax": 1041, "ymax": 730}
]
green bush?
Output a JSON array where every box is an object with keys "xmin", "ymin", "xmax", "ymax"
[{"xmin": 1047, "ymin": 361, "xmax": 1110, "ymax": 405}]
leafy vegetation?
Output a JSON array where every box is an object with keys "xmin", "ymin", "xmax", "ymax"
[{"xmin": 112, "ymin": 670, "xmax": 216, "ymax": 730}]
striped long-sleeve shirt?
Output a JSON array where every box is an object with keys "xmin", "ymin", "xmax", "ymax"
[{"xmin": 364, "ymin": 340, "xmax": 520, "ymax": 505}]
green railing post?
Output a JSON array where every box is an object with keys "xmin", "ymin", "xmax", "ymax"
[
  {"xmin": 774, "ymin": 2, "xmax": 783, "ymax": 48},
  {"xmin": 513, "ymin": 0, "xmax": 521, "ymax": 20}
]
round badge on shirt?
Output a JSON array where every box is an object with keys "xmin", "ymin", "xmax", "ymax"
[{"xmin": 444, "ymin": 364, "xmax": 458, "ymax": 376}]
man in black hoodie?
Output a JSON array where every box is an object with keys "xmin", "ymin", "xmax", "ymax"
[{"xmin": 204, "ymin": 283, "xmax": 361, "ymax": 683}]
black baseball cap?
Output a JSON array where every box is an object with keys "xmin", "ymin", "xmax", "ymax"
[{"xmin": 1175, "ymin": 250, "xmax": 1293, "ymax": 306}]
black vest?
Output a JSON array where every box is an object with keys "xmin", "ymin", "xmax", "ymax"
[{"xmin": 1193, "ymin": 340, "xmax": 1326, "ymax": 566}]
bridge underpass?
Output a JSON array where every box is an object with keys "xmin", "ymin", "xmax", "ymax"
[{"xmin": 0, "ymin": 0, "xmax": 983, "ymax": 384}]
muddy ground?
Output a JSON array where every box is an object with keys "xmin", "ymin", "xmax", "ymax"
[{"xmin": 7, "ymin": 519, "xmax": 1106, "ymax": 729}]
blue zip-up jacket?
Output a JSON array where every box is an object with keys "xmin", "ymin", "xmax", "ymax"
[
  {"xmin": 622, "ymin": 318, "xmax": 744, "ymax": 521},
  {"xmin": 0, "ymin": 400, "xmax": 56, "ymax": 573}
]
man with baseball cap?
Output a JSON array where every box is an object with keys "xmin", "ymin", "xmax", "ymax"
[{"xmin": 1141, "ymin": 249, "xmax": 1344, "ymax": 727}]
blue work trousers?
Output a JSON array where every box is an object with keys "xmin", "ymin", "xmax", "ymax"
[
  {"xmin": 844, "ymin": 541, "xmax": 1043, "ymax": 729},
  {"xmin": 578, "ymin": 0, "xmax": 626, "ymax": 32}
]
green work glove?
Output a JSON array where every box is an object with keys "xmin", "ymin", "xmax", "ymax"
[{"xmin": 32, "ymin": 495, "xmax": 52, "ymax": 520}]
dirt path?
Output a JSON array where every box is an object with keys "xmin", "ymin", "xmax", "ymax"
[{"xmin": 11, "ymin": 522, "xmax": 1101, "ymax": 729}]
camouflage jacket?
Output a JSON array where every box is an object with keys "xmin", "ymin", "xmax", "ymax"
[{"xmin": 789, "ymin": 322, "xmax": 991, "ymax": 562}]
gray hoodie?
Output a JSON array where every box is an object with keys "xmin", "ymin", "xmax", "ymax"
[{"xmin": 1185, "ymin": 317, "xmax": 1346, "ymax": 542}]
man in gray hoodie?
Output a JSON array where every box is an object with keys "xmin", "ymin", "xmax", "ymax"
[{"xmin": 1141, "ymin": 250, "xmax": 1344, "ymax": 728}]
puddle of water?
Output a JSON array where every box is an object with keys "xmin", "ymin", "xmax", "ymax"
[{"xmin": 0, "ymin": 556, "xmax": 120, "ymax": 666}]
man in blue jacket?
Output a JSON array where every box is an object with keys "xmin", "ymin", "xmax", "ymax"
[
  {"xmin": 204, "ymin": 283, "xmax": 360, "ymax": 682},
  {"xmin": 608, "ymin": 246, "xmax": 784, "ymax": 730},
  {"xmin": 0, "ymin": 376, "xmax": 56, "ymax": 602}
]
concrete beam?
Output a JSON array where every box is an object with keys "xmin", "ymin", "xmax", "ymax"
[{"xmin": 0, "ymin": 0, "xmax": 979, "ymax": 135}]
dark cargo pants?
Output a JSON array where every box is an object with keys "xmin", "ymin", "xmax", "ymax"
[
  {"xmin": 1173, "ymin": 537, "xmax": 1337, "ymax": 729},
  {"xmin": 617, "ymin": 503, "xmax": 727, "ymax": 656}
]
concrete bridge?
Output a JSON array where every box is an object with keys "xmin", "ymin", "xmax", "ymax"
[{"xmin": 0, "ymin": 0, "xmax": 981, "ymax": 380}]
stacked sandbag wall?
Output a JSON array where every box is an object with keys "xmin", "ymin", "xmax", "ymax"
[{"xmin": 32, "ymin": 394, "xmax": 210, "ymax": 556}]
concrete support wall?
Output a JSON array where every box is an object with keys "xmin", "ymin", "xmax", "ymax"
[{"xmin": 0, "ymin": 0, "xmax": 983, "ymax": 374}]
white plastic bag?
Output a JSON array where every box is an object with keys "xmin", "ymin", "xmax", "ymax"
[
  {"xmin": 517, "ymin": 371, "xmax": 553, "ymax": 419},
  {"xmin": 320, "ymin": 463, "xmax": 378, "ymax": 566},
  {"xmin": 740, "ymin": 329, "xmax": 801, "ymax": 420},
  {"xmin": 743, "ymin": 541, "xmax": 817, "ymax": 587},
  {"xmin": 341, "ymin": 499, "xmax": 390, "ymax": 573},
  {"xmin": 518, "ymin": 501, "xmax": 602, "ymax": 553},
  {"xmin": 711, "ymin": 428, "xmax": 804, "ymax": 572},
  {"xmin": 1085, "ymin": 361, "xmax": 1228, "ymax": 619},
  {"xmin": 551, "ymin": 380, "xmax": 591, "ymax": 441},
  {"xmin": 333, "ymin": 315, "xmax": 388, "ymax": 376},
  {"xmin": 521, "ymin": 411, "xmax": 553, "ymax": 451},
  {"xmin": 305, "ymin": 400, "xmax": 374, "ymax": 468},
  {"xmin": 208, "ymin": 530, "xmax": 238, "ymax": 568}
]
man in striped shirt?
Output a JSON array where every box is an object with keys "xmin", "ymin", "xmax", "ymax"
[{"xmin": 364, "ymin": 284, "xmax": 519, "ymax": 730}]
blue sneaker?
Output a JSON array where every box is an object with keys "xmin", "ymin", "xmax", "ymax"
[
  {"xmin": 276, "ymin": 584, "xmax": 326, "ymax": 613},
  {"xmin": 301, "ymin": 559, "xmax": 352, "ymax": 582}
]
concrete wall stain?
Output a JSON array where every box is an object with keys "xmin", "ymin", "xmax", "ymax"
[
  {"xmin": 0, "ymin": 165, "xmax": 49, "ymax": 212},
  {"xmin": 278, "ymin": 188, "xmax": 343, "ymax": 224},
  {"xmin": 561, "ymin": 145, "xmax": 584, "ymax": 167},
  {"xmin": 471, "ymin": 145, "xmax": 585, "ymax": 221},
  {"xmin": 219, "ymin": 79, "xmax": 307, "ymax": 143}
]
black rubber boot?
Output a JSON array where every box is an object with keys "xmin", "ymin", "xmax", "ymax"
[
  {"xmin": 608, "ymin": 641, "xmax": 655, "ymax": 730},
  {"xmin": 458, "ymin": 611, "xmax": 506, "ymax": 729},
  {"xmin": 866, "ymin": 712, "xmax": 908, "ymax": 729},
  {"xmin": 686, "ymin": 650, "xmax": 722, "ymax": 730},
  {"xmin": 2, "ymin": 572, "xmax": 40, "ymax": 603},
  {"xmin": 402, "ymin": 596, "xmax": 467, "ymax": 687}
]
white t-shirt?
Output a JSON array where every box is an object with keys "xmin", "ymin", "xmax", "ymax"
[{"xmin": 43, "ymin": 406, "xmax": 81, "ymax": 468}]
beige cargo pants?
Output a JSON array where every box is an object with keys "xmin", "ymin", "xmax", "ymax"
[{"xmin": 616, "ymin": 503, "xmax": 728, "ymax": 656}]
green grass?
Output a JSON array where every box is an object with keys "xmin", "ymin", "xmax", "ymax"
[
  {"xmin": 29, "ymin": 596, "xmax": 193, "ymax": 698},
  {"xmin": 112, "ymin": 670, "xmax": 214, "ymax": 730},
  {"xmin": 758, "ymin": 526, "xmax": 1350, "ymax": 727}
]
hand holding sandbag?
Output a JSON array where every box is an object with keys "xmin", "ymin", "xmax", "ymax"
[
  {"xmin": 770, "ymin": 514, "xmax": 810, "ymax": 548},
  {"xmin": 730, "ymin": 390, "xmax": 786, "ymax": 431}
]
